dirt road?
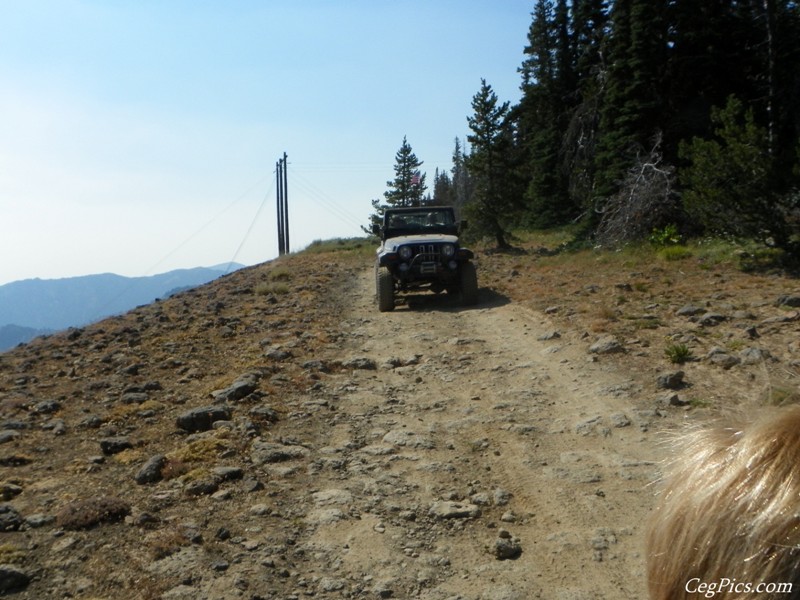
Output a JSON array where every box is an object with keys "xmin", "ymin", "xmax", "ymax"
[
  {"xmin": 5, "ymin": 251, "xmax": 795, "ymax": 599},
  {"xmin": 288, "ymin": 269, "xmax": 665, "ymax": 599}
]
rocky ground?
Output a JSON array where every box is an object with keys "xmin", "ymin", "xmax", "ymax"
[{"xmin": 0, "ymin": 241, "xmax": 798, "ymax": 599}]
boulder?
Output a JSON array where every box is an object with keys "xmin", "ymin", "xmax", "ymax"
[{"xmin": 176, "ymin": 406, "xmax": 232, "ymax": 433}]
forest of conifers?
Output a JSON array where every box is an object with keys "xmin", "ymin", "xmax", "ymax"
[{"xmin": 421, "ymin": 1, "xmax": 800, "ymax": 254}]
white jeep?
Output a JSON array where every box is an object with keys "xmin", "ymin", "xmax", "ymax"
[{"xmin": 373, "ymin": 206, "xmax": 478, "ymax": 312}]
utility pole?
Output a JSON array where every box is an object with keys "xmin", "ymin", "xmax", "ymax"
[
  {"xmin": 275, "ymin": 153, "xmax": 289, "ymax": 255},
  {"xmin": 276, "ymin": 159, "xmax": 284, "ymax": 255},
  {"xmin": 282, "ymin": 152, "xmax": 289, "ymax": 253}
]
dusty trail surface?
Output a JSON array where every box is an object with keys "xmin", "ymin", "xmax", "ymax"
[
  {"xmin": 5, "ymin": 241, "xmax": 798, "ymax": 599},
  {"xmin": 290, "ymin": 269, "xmax": 662, "ymax": 599}
]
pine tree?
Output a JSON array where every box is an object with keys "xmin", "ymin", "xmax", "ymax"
[
  {"xmin": 465, "ymin": 79, "xmax": 519, "ymax": 248},
  {"xmin": 451, "ymin": 137, "xmax": 473, "ymax": 214},
  {"xmin": 679, "ymin": 96, "xmax": 788, "ymax": 247},
  {"xmin": 431, "ymin": 168, "xmax": 455, "ymax": 207},
  {"xmin": 364, "ymin": 137, "xmax": 427, "ymax": 234},
  {"xmin": 384, "ymin": 136, "xmax": 427, "ymax": 208},
  {"xmin": 517, "ymin": 0, "xmax": 577, "ymax": 227},
  {"xmin": 563, "ymin": 0, "xmax": 608, "ymax": 213},
  {"xmin": 594, "ymin": 0, "xmax": 670, "ymax": 200}
]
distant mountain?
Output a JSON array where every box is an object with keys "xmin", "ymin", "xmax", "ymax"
[
  {"xmin": 0, "ymin": 263, "xmax": 244, "ymax": 350},
  {"xmin": 0, "ymin": 324, "xmax": 53, "ymax": 352}
]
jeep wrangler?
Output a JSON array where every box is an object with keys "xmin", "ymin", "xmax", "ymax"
[{"xmin": 372, "ymin": 206, "xmax": 478, "ymax": 312}]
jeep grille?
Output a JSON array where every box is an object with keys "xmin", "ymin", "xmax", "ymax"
[{"xmin": 416, "ymin": 244, "xmax": 440, "ymax": 261}]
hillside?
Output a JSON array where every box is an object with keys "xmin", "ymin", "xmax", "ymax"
[
  {"xmin": 0, "ymin": 240, "xmax": 798, "ymax": 599},
  {"xmin": 0, "ymin": 265, "xmax": 244, "ymax": 345}
]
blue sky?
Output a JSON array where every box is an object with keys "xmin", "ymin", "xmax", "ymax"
[{"xmin": 0, "ymin": 1, "xmax": 533, "ymax": 285}]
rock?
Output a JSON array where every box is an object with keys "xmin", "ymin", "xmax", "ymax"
[
  {"xmin": 121, "ymin": 392, "xmax": 149, "ymax": 405},
  {"xmin": 537, "ymin": 331, "xmax": 561, "ymax": 341},
  {"xmin": 301, "ymin": 359, "xmax": 330, "ymax": 373},
  {"xmin": 135, "ymin": 454, "xmax": 167, "ymax": 484},
  {"xmin": 0, "ymin": 504, "xmax": 23, "ymax": 532},
  {"xmin": 264, "ymin": 346, "xmax": 293, "ymax": 361},
  {"xmin": 761, "ymin": 312, "xmax": 799, "ymax": 324},
  {"xmin": 609, "ymin": 412, "xmax": 631, "ymax": 427},
  {"xmin": 708, "ymin": 351, "xmax": 740, "ymax": 369},
  {"xmin": 776, "ymin": 294, "xmax": 800, "ymax": 307},
  {"xmin": 176, "ymin": 406, "xmax": 232, "ymax": 433},
  {"xmin": 0, "ymin": 431, "xmax": 20, "ymax": 444},
  {"xmin": 382, "ymin": 429, "xmax": 434, "ymax": 449},
  {"xmin": 493, "ymin": 488, "xmax": 512, "ymax": 506},
  {"xmin": 575, "ymin": 415, "xmax": 602, "ymax": 435},
  {"xmin": 739, "ymin": 347, "xmax": 771, "ymax": 365},
  {"xmin": 500, "ymin": 511, "xmax": 517, "ymax": 523},
  {"xmin": 100, "ymin": 437, "xmax": 133, "ymax": 456},
  {"xmin": 249, "ymin": 504, "xmax": 271, "ymax": 516},
  {"xmin": 33, "ymin": 399, "xmax": 61, "ymax": 414},
  {"xmin": 676, "ymin": 304, "xmax": 704, "ymax": 316},
  {"xmin": 494, "ymin": 532, "xmax": 523, "ymax": 560},
  {"xmin": 250, "ymin": 440, "xmax": 310, "ymax": 465},
  {"xmin": 341, "ymin": 357, "xmax": 377, "ymax": 370},
  {"xmin": 655, "ymin": 392, "xmax": 687, "ymax": 407},
  {"xmin": 184, "ymin": 479, "xmax": 219, "ymax": 497},
  {"xmin": 656, "ymin": 370, "xmax": 685, "ymax": 390},
  {"xmin": 211, "ymin": 374, "xmax": 259, "ymax": 402},
  {"xmin": 25, "ymin": 513, "xmax": 54, "ymax": 528},
  {"xmin": 0, "ymin": 484, "xmax": 22, "ymax": 501},
  {"xmin": 311, "ymin": 489, "xmax": 353, "ymax": 506},
  {"xmin": 589, "ymin": 336, "xmax": 624, "ymax": 354},
  {"xmin": 0, "ymin": 565, "xmax": 30, "ymax": 593},
  {"xmin": 249, "ymin": 406, "xmax": 279, "ymax": 423},
  {"xmin": 698, "ymin": 312, "xmax": 727, "ymax": 326},
  {"xmin": 429, "ymin": 501, "xmax": 481, "ymax": 520},
  {"xmin": 212, "ymin": 466, "xmax": 243, "ymax": 481}
]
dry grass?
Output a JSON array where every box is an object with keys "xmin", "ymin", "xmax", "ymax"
[{"xmin": 56, "ymin": 496, "xmax": 131, "ymax": 530}]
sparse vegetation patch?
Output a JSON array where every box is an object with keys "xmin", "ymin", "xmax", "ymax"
[{"xmin": 56, "ymin": 496, "xmax": 131, "ymax": 530}]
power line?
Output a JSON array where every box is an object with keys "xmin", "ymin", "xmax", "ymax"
[
  {"xmin": 140, "ymin": 173, "xmax": 273, "ymax": 277},
  {"xmin": 288, "ymin": 167, "xmax": 367, "ymax": 231},
  {"xmin": 225, "ymin": 177, "xmax": 275, "ymax": 270}
]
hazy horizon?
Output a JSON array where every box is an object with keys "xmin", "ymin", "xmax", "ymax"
[{"xmin": 0, "ymin": 1, "xmax": 531, "ymax": 286}]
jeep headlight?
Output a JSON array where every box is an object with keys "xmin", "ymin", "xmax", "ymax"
[
  {"xmin": 399, "ymin": 246, "xmax": 413, "ymax": 260},
  {"xmin": 442, "ymin": 244, "xmax": 455, "ymax": 257}
]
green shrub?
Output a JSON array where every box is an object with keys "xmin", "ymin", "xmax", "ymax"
[
  {"xmin": 665, "ymin": 343, "xmax": 693, "ymax": 364},
  {"xmin": 658, "ymin": 245, "xmax": 693, "ymax": 261},
  {"xmin": 649, "ymin": 224, "xmax": 682, "ymax": 247},
  {"xmin": 268, "ymin": 266, "xmax": 292, "ymax": 282},
  {"xmin": 738, "ymin": 247, "xmax": 786, "ymax": 273}
]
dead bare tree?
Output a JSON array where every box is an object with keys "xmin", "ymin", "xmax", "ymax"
[{"xmin": 594, "ymin": 133, "xmax": 679, "ymax": 248}]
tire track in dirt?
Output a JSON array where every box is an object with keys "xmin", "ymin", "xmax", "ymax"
[{"xmin": 311, "ymin": 269, "xmax": 666, "ymax": 599}]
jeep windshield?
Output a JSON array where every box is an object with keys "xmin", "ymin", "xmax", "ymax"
[{"xmin": 384, "ymin": 209, "xmax": 457, "ymax": 237}]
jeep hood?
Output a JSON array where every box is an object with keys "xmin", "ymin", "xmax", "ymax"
[{"xmin": 383, "ymin": 234, "xmax": 459, "ymax": 252}]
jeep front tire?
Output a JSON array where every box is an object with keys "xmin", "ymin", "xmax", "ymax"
[{"xmin": 377, "ymin": 268, "xmax": 395, "ymax": 312}]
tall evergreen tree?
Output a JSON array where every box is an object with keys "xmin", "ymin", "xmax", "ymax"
[
  {"xmin": 517, "ymin": 0, "xmax": 577, "ymax": 227},
  {"xmin": 384, "ymin": 136, "xmax": 427, "ymax": 208},
  {"xmin": 431, "ymin": 168, "xmax": 455, "ymax": 207},
  {"xmin": 563, "ymin": 0, "xmax": 609, "ymax": 212},
  {"xmin": 364, "ymin": 136, "xmax": 427, "ymax": 234},
  {"xmin": 594, "ymin": 0, "xmax": 669, "ymax": 199},
  {"xmin": 465, "ymin": 79, "xmax": 519, "ymax": 248},
  {"xmin": 451, "ymin": 137, "xmax": 473, "ymax": 214}
]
